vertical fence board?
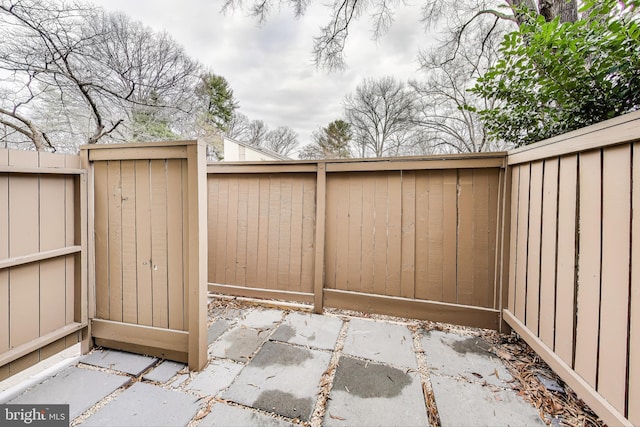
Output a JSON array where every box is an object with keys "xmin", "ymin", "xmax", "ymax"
[
  {"xmin": 629, "ymin": 142, "xmax": 640, "ymax": 426},
  {"xmin": 94, "ymin": 161, "xmax": 109, "ymax": 319},
  {"xmin": 360, "ymin": 176, "xmax": 375, "ymax": 294},
  {"xmin": 9, "ymin": 176, "xmax": 39, "ymax": 258},
  {"xmin": 277, "ymin": 177, "xmax": 292, "ymax": 291},
  {"xmin": 457, "ymin": 169, "xmax": 475, "ymax": 305},
  {"xmin": 487, "ymin": 170, "xmax": 500, "ymax": 309},
  {"xmin": 39, "ymin": 176, "xmax": 66, "ymax": 335},
  {"xmin": 215, "ymin": 178, "xmax": 229, "ymax": 284},
  {"xmin": 39, "ymin": 258, "xmax": 66, "ymax": 336},
  {"xmin": 515, "ymin": 165, "xmax": 531, "ymax": 321},
  {"xmin": 335, "ymin": 175, "xmax": 350, "ymax": 291},
  {"xmin": 266, "ymin": 176, "xmax": 280, "ymax": 289},
  {"xmin": 414, "ymin": 172, "xmax": 430, "ymax": 300},
  {"xmin": 324, "ymin": 175, "xmax": 338, "ymax": 290},
  {"xmin": 301, "ymin": 177, "xmax": 315, "ymax": 292},
  {"xmin": 373, "ymin": 174, "xmax": 388, "ymax": 295},
  {"xmin": 472, "ymin": 170, "xmax": 491, "ymax": 308},
  {"xmin": 167, "ymin": 159, "xmax": 184, "ymax": 330},
  {"xmin": 207, "ymin": 176, "xmax": 218, "ymax": 283},
  {"xmin": 526, "ymin": 162, "xmax": 543, "ymax": 333},
  {"xmin": 65, "ymin": 176, "xmax": 76, "ymax": 325},
  {"xmin": 387, "ymin": 173, "xmax": 402, "ymax": 297},
  {"xmin": 150, "ymin": 160, "xmax": 169, "ymax": 329},
  {"xmin": 226, "ymin": 176, "xmax": 239, "ymax": 286},
  {"xmin": 121, "ymin": 161, "xmax": 138, "ymax": 324},
  {"xmin": 539, "ymin": 159, "xmax": 559, "ymax": 348},
  {"xmin": 40, "ymin": 176, "xmax": 66, "ymax": 251},
  {"xmin": 443, "ymin": 170, "xmax": 458, "ymax": 304},
  {"xmin": 555, "ymin": 155, "xmax": 578, "ymax": 366},
  {"xmin": 256, "ymin": 176, "xmax": 270, "ymax": 287},
  {"xmin": 236, "ymin": 177, "xmax": 249, "ymax": 286},
  {"xmin": 427, "ymin": 171, "xmax": 445, "ymax": 301},
  {"xmin": 508, "ymin": 167, "xmax": 521, "ymax": 313},
  {"xmin": 134, "ymin": 160, "xmax": 152, "ymax": 326},
  {"xmin": 9, "ymin": 265, "xmax": 39, "ymax": 347},
  {"xmin": 107, "ymin": 161, "xmax": 123, "ymax": 322},
  {"xmin": 245, "ymin": 177, "xmax": 260, "ymax": 288},
  {"xmin": 347, "ymin": 176, "xmax": 363, "ymax": 292},
  {"xmin": 289, "ymin": 178, "xmax": 304, "ymax": 291},
  {"xmin": 181, "ymin": 163, "xmax": 189, "ymax": 330},
  {"xmin": 598, "ymin": 145, "xmax": 630, "ymax": 414},
  {"xmin": 401, "ymin": 171, "xmax": 416, "ymax": 299},
  {"xmin": 0, "ymin": 170, "xmax": 7, "ymax": 353},
  {"xmin": 574, "ymin": 150, "xmax": 602, "ymax": 387}
]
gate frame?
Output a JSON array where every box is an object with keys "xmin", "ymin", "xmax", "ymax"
[{"xmin": 81, "ymin": 140, "xmax": 207, "ymax": 370}]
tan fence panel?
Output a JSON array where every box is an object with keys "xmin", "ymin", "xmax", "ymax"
[
  {"xmin": 0, "ymin": 149, "xmax": 87, "ymax": 381},
  {"xmin": 208, "ymin": 155, "xmax": 505, "ymax": 329},
  {"xmin": 86, "ymin": 141, "xmax": 207, "ymax": 370},
  {"xmin": 504, "ymin": 110, "xmax": 640, "ymax": 427},
  {"xmin": 207, "ymin": 172, "xmax": 316, "ymax": 298}
]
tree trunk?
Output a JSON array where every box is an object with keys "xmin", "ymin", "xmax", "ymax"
[{"xmin": 540, "ymin": 0, "xmax": 577, "ymax": 22}]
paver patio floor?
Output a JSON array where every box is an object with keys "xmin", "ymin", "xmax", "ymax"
[{"xmin": 0, "ymin": 302, "xmax": 546, "ymax": 427}]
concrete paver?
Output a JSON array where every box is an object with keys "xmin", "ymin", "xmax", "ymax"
[
  {"xmin": 271, "ymin": 312, "xmax": 342, "ymax": 350},
  {"xmin": 324, "ymin": 355, "xmax": 429, "ymax": 427},
  {"xmin": 342, "ymin": 318, "xmax": 417, "ymax": 368},
  {"xmin": 237, "ymin": 309, "xmax": 283, "ymax": 329},
  {"xmin": 208, "ymin": 320, "xmax": 230, "ymax": 344},
  {"xmin": 142, "ymin": 361, "xmax": 185, "ymax": 384},
  {"xmin": 209, "ymin": 327, "xmax": 270, "ymax": 362},
  {"xmin": 223, "ymin": 341, "xmax": 331, "ymax": 421},
  {"xmin": 421, "ymin": 330, "xmax": 512, "ymax": 387},
  {"xmin": 430, "ymin": 375, "xmax": 545, "ymax": 426},
  {"xmin": 199, "ymin": 403, "xmax": 296, "ymax": 427},
  {"xmin": 7, "ymin": 367, "xmax": 130, "ymax": 419},
  {"xmin": 186, "ymin": 359, "xmax": 243, "ymax": 397},
  {"xmin": 80, "ymin": 349, "xmax": 157, "ymax": 376},
  {"xmin": 80, "ymin": 382, "xmax": 201, "ymax": 427}
]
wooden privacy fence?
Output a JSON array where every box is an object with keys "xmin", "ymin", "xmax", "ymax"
[
  {"xmin": 82, "ymin": 141, "xmax": 208, "ymax": 370},
  {"xmin": 207, "ymin": 153, "xmax": 508, "ymax": 330},
  {"xmin": 504, "ymin": 111, "xmax": 640, "ymax": 427},
  {"xmin": 0, "ymin": 149, "xmax": 88, "ymax": 381}
]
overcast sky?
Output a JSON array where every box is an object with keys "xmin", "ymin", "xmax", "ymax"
[{"xmin": 90, "ymin": 0, "xmax": 429, "ymax": 154}]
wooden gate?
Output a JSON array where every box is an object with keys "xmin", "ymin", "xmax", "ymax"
[{"xmin": 82, "ymin": 141, "xmax": 207, "ymax": 370}]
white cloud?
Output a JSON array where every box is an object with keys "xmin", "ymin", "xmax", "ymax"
[{"xmin": 90, "ymin": 0, "xmax": 428, "ymax": 151}]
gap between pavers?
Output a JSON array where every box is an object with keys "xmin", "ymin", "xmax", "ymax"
[
  {"xmin": 7, "ymin": 366, "xmax": 130, "ymax": 420},
  {"xmin": 79, "ymin": 382, "xmax": 201, "ymax": 427}
]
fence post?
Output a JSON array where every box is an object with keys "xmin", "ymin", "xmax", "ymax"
[
  {"xmin": 187, "ymin": 141, "xmax": 208, "ymax": 370},
  {"xmin": 313, "ymin": 162, "xmax": 326, "ymax": 314}
]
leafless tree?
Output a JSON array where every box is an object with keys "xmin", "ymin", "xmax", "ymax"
[
  {"xmin": 409, "ymin": 14, "xmax": 512, "ymax": 153},
  {"xmin": 222, "ymin": 0, "xmax": 577, "ymax": 70},
  {"xmin": 225, "ymin": 112, "xmax": 252, "ymax": 141},
  {"xmin": 264, "ymin": 126, "xmax": 298, "ymax": 156},
  {"xmin": 0, "ymin": 0, "xmax": 200, "ymax": 150},
  {"xmin": 344, "ymin": 76, "xmax": 417, "ymax": 158},
  {"xmin": 246, "ymin": 119, "xmax": 268, "ymax": 146}
]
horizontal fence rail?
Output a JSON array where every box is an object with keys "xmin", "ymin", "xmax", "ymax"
[
  {"xmin": 505, "ymin": 110, "xmax": 640, "ymax": 427},
  {"xmin": 207, "ymin": 153, "xmax": 507, "ymax": 330},
  {"xmin": 0, "ymin": 149, "xmax": 88, "ymax": 381}
]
